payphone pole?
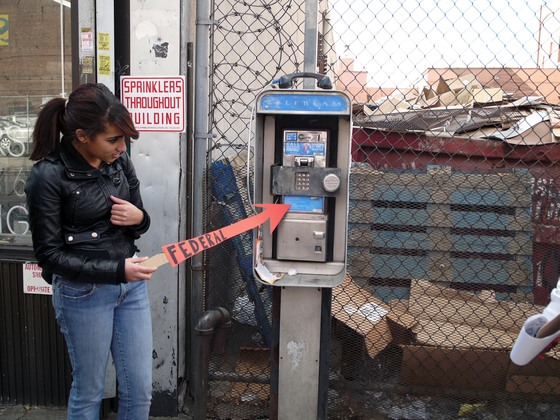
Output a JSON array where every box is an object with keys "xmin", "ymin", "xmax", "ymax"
[{"xmin": 253, "ymin": 79, "xmax": 352, "ymax": 419}]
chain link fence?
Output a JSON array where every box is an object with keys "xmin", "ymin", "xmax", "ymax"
[{"xmin": 202, "ymin": 1, "xmax": 560, "ymax": 418}]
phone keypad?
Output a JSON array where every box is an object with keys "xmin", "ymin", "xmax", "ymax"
[{"xmin": 295, "ymin": 172, "xmax": 310, "ymax": 190}]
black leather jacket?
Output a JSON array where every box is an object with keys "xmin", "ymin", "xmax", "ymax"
[{"xmin": 25, "ymin": 138, "xmax": 150, "ymax": 284}]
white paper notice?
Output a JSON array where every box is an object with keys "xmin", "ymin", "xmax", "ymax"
[{"xmin": 22, "ymin": 262, "xmax": 52, "ymax": 295}]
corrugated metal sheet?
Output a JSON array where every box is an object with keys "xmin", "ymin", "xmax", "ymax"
[{"xmin": 0, "ymin": 261, "xmax": 71, "ymax": 406}]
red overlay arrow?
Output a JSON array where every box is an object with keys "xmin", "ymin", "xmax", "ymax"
[{"xmin": 141, "ymin": 203, "xmax": 290, "ymax": 268}]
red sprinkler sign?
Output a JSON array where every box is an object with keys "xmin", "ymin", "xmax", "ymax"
[{"xmin": 121, "ymin": 76, "xmax": 186, "ymax": 133}]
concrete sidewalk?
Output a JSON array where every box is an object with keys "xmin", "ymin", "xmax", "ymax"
[{"xmin": 0, "ymin": 405, "xmax": 192, "ymax": 419}]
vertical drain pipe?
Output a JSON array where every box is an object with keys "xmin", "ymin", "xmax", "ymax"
[
  {"xmin": 191, "ymin": 0, "xmax": 212, "ymax": 392},
  {"xmin": 194, "ymin": 307, "xmax": 232, "ymax": 419}
]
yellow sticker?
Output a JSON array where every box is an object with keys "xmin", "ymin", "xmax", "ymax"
[
  {"xmin": 98, "ymin": 55, "xmax": 111, "ymax": 75},
  {"xmin": 98, "ymin": 32, "xmax": 110, "ymax": 51},
  {"xmin": 0, "ymin": 15, "xmax": 9, "ymax": 47}
]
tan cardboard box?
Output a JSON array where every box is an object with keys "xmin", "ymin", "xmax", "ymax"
[
  {"xmin": 400, "ymin": 280, "xmax": 543, "ymax": 392},
  {"xmin": 332, "ymin": 275, "xmax": 415, "ymax": 359}
]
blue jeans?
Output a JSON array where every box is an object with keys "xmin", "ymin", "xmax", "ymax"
[{"xmin": 53, "ymin": 277, "xmax": 153, "ymax": 420}]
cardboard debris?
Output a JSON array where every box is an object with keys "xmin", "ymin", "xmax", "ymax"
[
  {"xmin": 353, "ymin": 72, "xmax": 560, "ymax": 145},
  {"xmin": 333, "ymin": 276, "xmax": 560, "ymax": 394},
  {"xmin": 399, "ymin": 279, "xmax": 552, "ymax": 392},
  {"xmin": 229, "ymin": 348, "xmax": 270, "ymax": 402},
  {"xmin": 414, "ymin": 94, "xmax": 440, "ymax": 109},
  {"xmin": 472, "ymin": 87, "xmax": 503, "ymax": 104},
  {"xmin": 549, "ymin": 108, "xmax": 560, "ymax": 138},
  {"xmin": 483, "ymin": 110, "xmax": 555, "ymax": 145},
  {"xmin": 332, "ymin": 275, "xmax": 415, "ymax": 359},
  {"xmin": 408, "ymin": 280, "xmax": 541, "ymax": 336},
  {"xmin": 407, "ymin": 279, "xmax": 541, "ymax": 350},
  {"xmin": 371, "ymin": 96, "xmax": 412, "ymax": 115}
]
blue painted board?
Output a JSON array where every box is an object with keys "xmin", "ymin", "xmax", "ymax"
[
  {"xmin": 372, "ymin": 230, "xmax": 429, "ymax": 250},
  {"xmin": 451, "ymin": 256, "xmax": 533, "ymax": 285},
  {"xmin": 452, "ymin": 232, "xmax": 532, "ymax": 255},
  {"xmin": 373, "ymin": 207, "xmax": 431, "ymax": 226}
]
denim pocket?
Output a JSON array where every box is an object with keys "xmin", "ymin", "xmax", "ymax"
[{"xmin": 56, "ymin": 278, "xmax": 96, "ymax": 299}]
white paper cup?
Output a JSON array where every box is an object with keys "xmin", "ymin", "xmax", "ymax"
[{"xmin": 510, "ymin": 314, "xmax": 559, "ymax": 366}]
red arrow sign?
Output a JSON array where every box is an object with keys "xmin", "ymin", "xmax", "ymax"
[{"xmin": 141, "ymin": 203, "xmax": 290, "ymax": 268}]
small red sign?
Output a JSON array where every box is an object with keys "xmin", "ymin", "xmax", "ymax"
[{"xmin": 120, "ymin": 76, "xmax": 186, "ymax": 133}]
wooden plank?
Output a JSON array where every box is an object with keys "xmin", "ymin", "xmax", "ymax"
[
  {"xmin": 449, "ymin": 256, "xmax": 533, "ymax": 287},
  {"xmin": 347, "ymin": 223, "xmax": 373, "ymax": 247},
  {"xmin": 451, "ymin": 187, "xmax": 526, "ymax": 207},
  {"xmin": 426, "ymin": 228, "xmax": 454, "ymax": 252},
  {"xmin": 446, "ymin": 171, "xmax": 533, "ymax": 199},
  {"xmin": 372, "ymin": 229, "xmax": 430, "ymax": 250},
  {"xmin": 350, "ymin": 227, "xmax": 431, "ymax": 251},
  {"xmin": 352, "ymin": 182, "xmax": 435, "ymax": 202},
  {"xmin": 348, "ymin": 248, "xmax": 533, "ymax": 286},
  {"xmin": 427, "ymin": 203, "xmax": 454, "ymax": 228},
  {"xmin": 349, "ymin": 225, "xmax": 532, "ymax": 256},
  {"xmin": 349, "ymin": 199, "xmax": 532, "ymax": 231},
  {"xmin": 347, "ymin": 248, "xmax": 428, "ymax": 280},
  {"xmin": 350, "ymin": 169, "xmax": 533, "ymax": 206},
  {"xmin": 372, "ymin": 206, "xmax": 431, "ymax": 226},
  {"xmin": 348, "ymin": 200, "xmax": 374, "ymax": 223},
  {"xmin": 451, "ymin": 232, "xmax": 532, "ymax": 255},
  {"xmin": 426, "ymin": 253, "xmax": 533, "ymax": 286},
  {"xmin": 370, "ymin": 285, "xmax": 410, "ymax": 303},
  {"xmin": 451, "ymin": 208, "xmax": 532, "ymax": 231}
]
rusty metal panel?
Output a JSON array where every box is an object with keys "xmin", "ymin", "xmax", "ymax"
[{"xmin": 0, "ymin": 260, "xmax": 71, "ymax": 406}]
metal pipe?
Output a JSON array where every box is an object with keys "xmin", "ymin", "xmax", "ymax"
[
  {"xmin": 193, "ymin": 307, "xmax": 231, "ymax": 420},
  {"xmin": 537, "ymin": 5, "xmax": 543, "ymax": 68},
  {"xmin": 303, "ymin": 0, "xmax": 319, "ymax": 89},
  {"xmin": 191, "ymin": 0, "xmax": 212, "ymax": 393},
  {"xmin": 209, "ymin": 371, "xmax": 270, "ymax": 384},
  {"xmin": 59, "ymin": 0, "xmax": 65, "ymax": 97}
]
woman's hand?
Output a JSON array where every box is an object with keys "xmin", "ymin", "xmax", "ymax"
[
  {"xmin": 110, "ymin": 195, "xmax": 144, "ymax": 226},
  {"xmin": 125, "ymin": 256, "xmax": 158, "ymax": 282}
]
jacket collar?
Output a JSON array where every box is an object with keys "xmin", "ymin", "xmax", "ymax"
[
  {"xmin": 59, "ymin": 137, "xmax": 116, "ymax": 178},
  {"xmin": 59, "ymin": 137, "xmax": 97, "ymax": 173}
]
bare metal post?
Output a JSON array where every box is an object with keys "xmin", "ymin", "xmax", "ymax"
[
  {"xmin": 303, "ymin": 0, "xmax": 319, "ymax": 89},
  {"xmin": 192, "ymin": 0, "xmax": 212, "ymax": 395}
]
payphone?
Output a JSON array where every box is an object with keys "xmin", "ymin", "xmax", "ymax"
[
  {"xmin": 252, "ymin": 74, "xmax": 352, "ymax": 287},
  {"xmin": 251, "ymin": 74, "xmax": 352, "ymax": 419},
  {"xmin": 275, "ymin": 128, "xmax": 330, "ymax": 262}
]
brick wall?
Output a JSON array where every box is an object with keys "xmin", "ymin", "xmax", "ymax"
[{"xmin": 0, "ymin": 1, "xmax": 72, "ymax": 115}]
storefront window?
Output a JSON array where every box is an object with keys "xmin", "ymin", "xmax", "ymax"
[{"xmin": 0, "ymin": 1, "xmax": 71, "ymax": 250}]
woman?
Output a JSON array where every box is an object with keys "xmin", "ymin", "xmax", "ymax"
[{"xmin": 25, "ymin": 83, "xmax": 157, "ymax": 419}]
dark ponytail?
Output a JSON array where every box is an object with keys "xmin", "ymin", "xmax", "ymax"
[
  {"xmin": 29, "ymin": 83, "xmax": 139, "ymax": 162},
  {"xmin": 29, "ymin": 97, "xmax": 67, "ymax": 161}
]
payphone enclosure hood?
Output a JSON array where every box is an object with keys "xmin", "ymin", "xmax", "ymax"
[{"xmin": 252, "ymin": 88, "xmax": 352, "ymax": 288}]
